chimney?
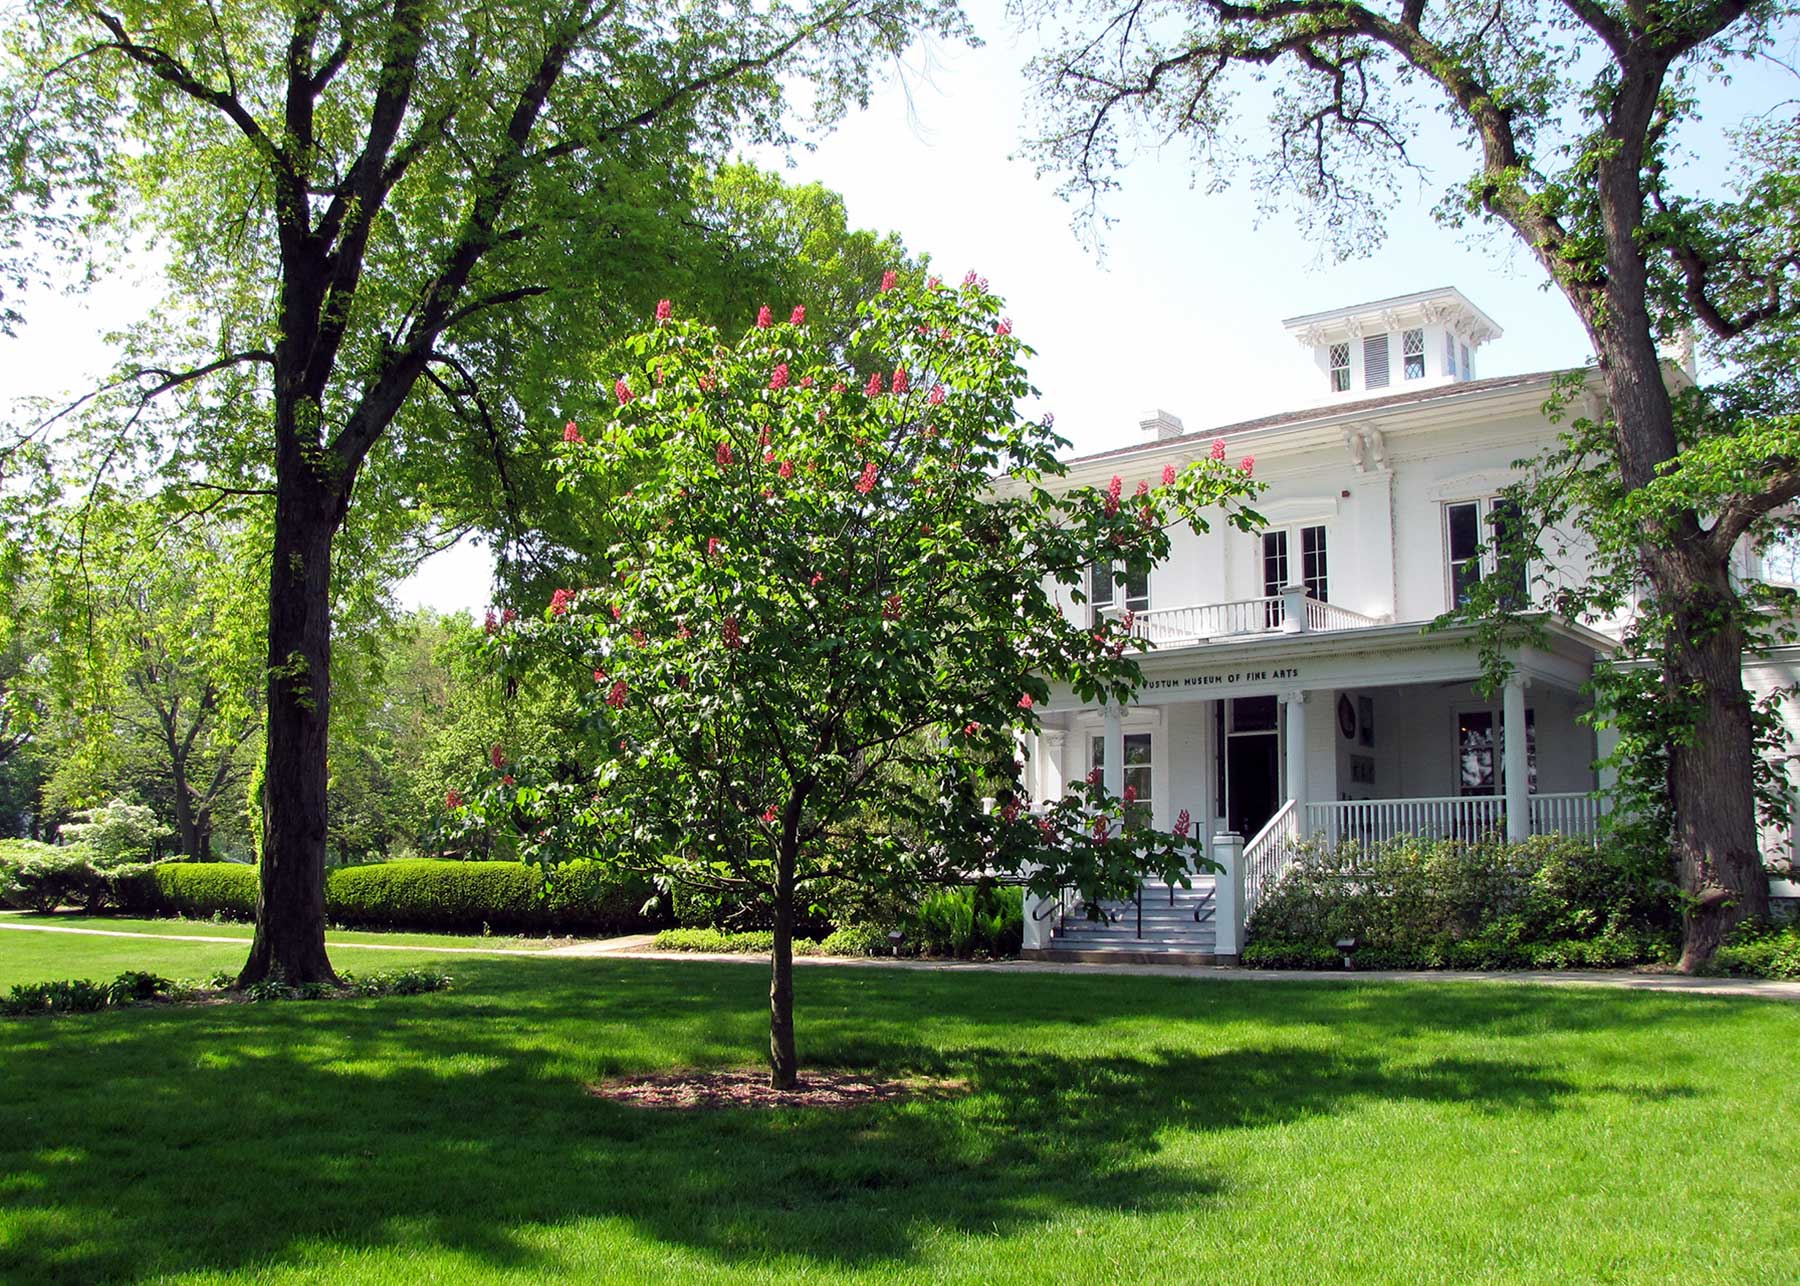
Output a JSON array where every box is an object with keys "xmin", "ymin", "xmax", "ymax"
[{"xmin": 1139, "ymin": 409, "xmax": 1186, "ymax": 441}]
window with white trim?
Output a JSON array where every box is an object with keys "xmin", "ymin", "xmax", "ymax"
[
  {"xmin": 1460, "ymin": 343, "xmax": 1472, "ymax": 381},
  {"xmin": 1444, "ymin": 331, "xmax": 1458, "ymax": 378},
  {"xmin": 1363, "ymin": 333, "xmax": 1391, "ymax": 389},
  {"xmin": 1445, "ymin": 498, "xmax": 1527, "ymax": 609},
  {"xmin": 1328, "ymin": 342, "xmax": 1351, "ymax": 393},
  {"xmin": 1088, "ymin": 560, "xmax": 1148, "ymax": 627},
  {"xmin": 1402, "ymin": 328, "xmax": 1425, "ymax": 379},
  {"xmin": 1262, "ymin": 524, "xmax": 1327, "ymax": 625},
  {"xmin": 1091, "ymin": 732, "xmax": 1153, "ymax": 824}
]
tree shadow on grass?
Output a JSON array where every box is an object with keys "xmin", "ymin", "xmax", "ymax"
[{"xmin": 0, "ymin": 957, "xmax": 1720, "ymax": 1281}]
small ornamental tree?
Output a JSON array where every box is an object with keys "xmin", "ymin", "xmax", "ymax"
[{"xmin": 476, "ymin": 275, "xmax": 1262, "ymax": 1087}]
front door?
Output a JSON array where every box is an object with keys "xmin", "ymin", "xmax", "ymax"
[{"xmin": 1226, "ymin": 730, "xmax": 1279, "ymax": 839}]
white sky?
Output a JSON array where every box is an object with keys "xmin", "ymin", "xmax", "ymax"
[{"xmin": 4, "ymin": 0, "xmax": 1793, "ymax": 617}]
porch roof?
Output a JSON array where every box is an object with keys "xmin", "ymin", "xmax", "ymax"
[{"xmin": 1040, "ymin": 614, "xmax": 1610, "ymax": 713}]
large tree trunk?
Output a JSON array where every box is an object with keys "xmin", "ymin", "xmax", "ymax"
[
  {"xmin": 1589, "ymin": 286, "xmax": 1768, "ymax": 969},
  {"xmin": 239, "ymin": 468, "xmax": 342, "ymax": 986},
  {"xmin": 169, "ymin": 748, "xmax": 202, "ymax": 859},
  {"xmin": 769, "ymin": 844, "xmax": 799, "ymax": 1089},
  {"xmin": 1662, "ymin": 556, "xmax": 1771, "ymax": 967}
]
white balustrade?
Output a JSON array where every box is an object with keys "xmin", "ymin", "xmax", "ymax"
[
  {"xmin": 1304, "ymin": 792, "xmax": 1600, "ymax": 849},
  {"xmin": 1107, "ymin": 593, "xmax": 1376, "ymax": 646}
]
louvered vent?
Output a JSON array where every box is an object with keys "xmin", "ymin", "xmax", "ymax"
[{"xmin": 1363, "ymin": 333, "xmax": 1390, "ymax": 389}]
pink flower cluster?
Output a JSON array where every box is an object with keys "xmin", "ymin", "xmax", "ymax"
[
  {"xmin": 1104, "ymin": 475, "xmax": 1123, "ymax": 517},
  {"xmin": 996, "ymin": 318, "xmax": 1012, "ymax": 337},
  {"xmin": 563, "ymin": 420, "xmax": 583, "ymax": 444},
  {"xmin": 791, "ymin": 305, "xmax": 806, "ymax": 325},
  {"xmin": 1210, "ymin": 438, "xmax": 1226, "ymax": 461},
  {"xmin": 445, "ymin": 788, "xmax": 464, "ymax": 811},
  {"xmin": 490, "ymin": 744, "xmax": 507, "ymax": 770},
  {"xmin": 716, "ymin": 441, "xmax": 734, "ymax": 467},
  {"xmin": 722, "ymin": 616, "xmax": 742, "ymax": 648},
  {"xmin": 892, "ymin": 367, "xmax": 909, "ymax": 394},
  {"xmin": 865, "ymin": 371, "xmax": 884, "ymax": 396},
  {"xmin": 1174, "ymin": 808, "xmax": 1192, "ymax": 838},
  {"xmin": 756, "ymin": 305, "xmax": 773, "ymax": 329},
  {"xmin": 769, "ymin": 363, "xmax": 789, "ymax": 391},
  {"xmin": 856, "ymin": 461, "xmax": 879, "ymax": 494},
  {"xmin": 615, "ymin": 379, "xmax": 633, "ymax": 406},
  {"xmin": 928, "ymin": 384, "xmax": 945, "ymax": 406},
  {"xmin": 655, "ymin": 299, "xmax": 672, "ymax": 324},
  {"xmin": 1162, "ymin": 464, "xmax": 1178, "ymax": 486},
  {"xmin": 1001, "ymin": 799, "xmax": 1021, "ymax": 824},
  {"xmin": 549, "ymin": 588, "xmax": 574, "ymax": 617},
  {"xmin": 778, "ymin": 459, "xmax": 794, "ymax": 479},
  {"xmin": 1018, "ymin": 693, "xmax": 1035, "ymax": 710},
  {"xmin": 606, "ymin": 680, "xmax": 629, "ymax": 708},
  {"xmin": 1240, "ymin": 455, "xmax": 1255, "ymax": 475},
  {"xmin": 880, "ymin": 270, "xmax": 898, "ymax": 292}
]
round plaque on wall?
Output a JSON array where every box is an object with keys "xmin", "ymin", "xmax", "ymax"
[{"xmin": 1337, "ymin": 693, "xmax": 1357, "ymax": 740}]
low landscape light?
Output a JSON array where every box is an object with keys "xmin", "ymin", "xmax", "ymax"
[{"xmin": 1335, "ymin": 936, "xmax": 1360, "ymax": 970}]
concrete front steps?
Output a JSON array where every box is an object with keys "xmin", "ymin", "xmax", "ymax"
[{"xmin": 1024, "ymin": 877, "xmax": 1223, "ymax": 965}]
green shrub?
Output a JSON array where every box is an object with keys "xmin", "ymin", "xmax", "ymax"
[
  {"xmin": 1243, "ymin": 941, "xmax": 1341, "ymax": 970},
  {"xmin": 652, "ymin": 927, "xmax": 825, "ymax": 955},
  {"xmin": 0, "ymin": 841, "xmax": 106, "ymax": 912},
  {"xmin": 151, "ymin": 862, "xmax": 260, "ymax": 920},
  {"xmin": 540, "ymin": 860, "xmax": 661, "ymax": 932},
  {"xmin": 59, "ymin": 798, "xmax": 171, "ymax": 863},
  {"xmin": 2, "ymin": 971, "xmax": 175, "ymax": 1017},
  {"xmin": 325, "ymin": 859, "xmax": 542, "ymax": 932},
  {"xmin": 906, "ymin": 883, "xmax": 1023, "ymax": 958},
  {"xmin": 819, "ymin": 923, "xmax": 894, "ymax": 956},
  {"xmin": 1245, "ymin": 834, "xmax": 1678, "ymax": 971},
  {"xmin": 1714, "ymin": 922, "xmax": 1800, "ymax": 979}
]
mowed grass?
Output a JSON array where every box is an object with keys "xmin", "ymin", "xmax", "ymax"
[
  {"xmin": 2, "ymin": 930, "xmax": 1796, "ymax": 1284},
  {"xmin": 0, "ymin": 912, "xmax": 574, "ymax": 959}
]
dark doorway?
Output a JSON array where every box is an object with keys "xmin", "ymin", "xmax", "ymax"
[{"xmin": 1227, "ymin": 734, "xmax": 1279, "ymax": 839}]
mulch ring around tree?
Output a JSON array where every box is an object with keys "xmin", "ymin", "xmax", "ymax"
[{"xmin": 586, "ymin": 1068, "xmax": 969, "ymax": 1111}]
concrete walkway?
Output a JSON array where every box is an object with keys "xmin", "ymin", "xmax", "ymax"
[{"xmin": 4, "ymin": 917, "xmax": 1795, "ymax": 1000}]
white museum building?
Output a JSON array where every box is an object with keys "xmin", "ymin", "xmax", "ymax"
[{"xmin": 1017, "ymin": 286, "xmax": 1799, "ymax": 962}]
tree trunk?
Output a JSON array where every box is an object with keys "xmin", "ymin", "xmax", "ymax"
[
  {"xmin": 1661, "ymin": 553, "xmax": 1771, "ymax": 968},
  {"xmin": 170, "ymin": 749, "xmax": 202, "ymax": 859},
  {"xmin": 769, "ymin": 844, "xmax": 799, "ymax": 1089},
  {"xmin": 239, "ymin": 469, "xmax": 342, "ymax": 986},
  {"xmin": 1589, "ymin": 302, "xmax": 1769, "ymax": 969}
]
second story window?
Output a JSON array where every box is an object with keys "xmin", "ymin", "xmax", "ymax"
[
  {"xmin": 1444, "ymin": 332, "xmax": 1457, "ymax": 378},
  {"xmin": 1403, "ymin": 328, "xmax": 1425, "ymax": 379},
  {"xmin": 1445, "ymin": 498, "xmax": 1526, "ymax": 609},
  {"xmin": 1363, "ymin": 333, "xmax": 1391, "ymax": 389},
  {"xmin": 1328, "ymin": 342, "xmax": 1351, "ymax": 392},
  {"xmin": 1460, "ymin": 343, "xmax": 1472, "ymax": 380},
  {"xmin": 1089, "ymin": 560, "xmax": 1148, "ymax": 627},
  {"xmin": 1263, "ymin": 525, "xmax": 1328, "ymax": 624}
]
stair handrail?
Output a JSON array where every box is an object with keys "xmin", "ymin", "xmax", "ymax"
[{"xmin": 1242, "ymin": 799, "xmax": 1301, "ymax": 921}]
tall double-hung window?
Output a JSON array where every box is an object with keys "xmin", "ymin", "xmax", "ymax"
[
  {"xmin": 1445, "ymin": 498, "xmax": 1526, "ymax": 609},
  {"xmin": 1262, "ymin": 525, "xmax": 1328, "ymax": 624},
  {"xmin": 1091, "ymin": 732, "xmax": 1153, "ymax": 824},
  {"xmin": 1363, "ymin": 333, "xmax": 1391, "ymax": 389},
  {"xmin": 1089, "ymin": 560, "xmax": 1149, "ymax": 627}
]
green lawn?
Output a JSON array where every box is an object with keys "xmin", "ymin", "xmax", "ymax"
[
  {"xmin": 0, "ymin": 912, "xmax": 573, "ymax": 958},
  {"xmin": 2, "ymin": 931, "xmax": 1796, "ymax": 1282}
]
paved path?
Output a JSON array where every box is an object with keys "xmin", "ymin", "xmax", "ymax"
[{"xmin": 4, "ymin": 918, "xmax": 1796, "ymax": 1000}]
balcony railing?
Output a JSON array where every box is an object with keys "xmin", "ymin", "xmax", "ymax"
[{"xmin": 1107, "ymin": 588, "xmax": 1377, "ymax": 646}]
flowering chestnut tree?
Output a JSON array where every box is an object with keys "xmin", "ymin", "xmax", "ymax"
[{"xmin": 481, "ymin": 275, "xmax": 1261, "ymax": 1087}]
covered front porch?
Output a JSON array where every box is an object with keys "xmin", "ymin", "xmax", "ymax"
[{"xmin": 1021, "ymin": 616, "xmax": 1615, "ymax": 961}]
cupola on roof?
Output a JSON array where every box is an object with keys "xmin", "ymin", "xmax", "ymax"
[{"xmin": 1282, "ymin": 287, "xmax": 1504, "ymax": 404}]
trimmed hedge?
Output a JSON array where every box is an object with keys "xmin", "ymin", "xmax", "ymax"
[
  {"xmin": 144, "ymin": 863, "xmax": 260, "ymax": 920},
  {"xmin": 326, "ymin": 860, "xmax": 542, "ymax": 931},
  {"xmin": 124, "ymin": 859, "xmax": 661, "ymax": 934}
]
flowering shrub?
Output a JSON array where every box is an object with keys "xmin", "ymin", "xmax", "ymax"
[{"xmin": 470, "ymin": 274, "xmax": 1262, "ymax": 1079}]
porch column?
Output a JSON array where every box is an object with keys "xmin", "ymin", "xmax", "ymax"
[
  {"xmin": 1282, "ymin": 689, "xmax": 1308, "ymax": 805},
  {"xmin": 1281, "ymin": 584, "xmax": 1309, "ymax": 633},
  {"xmin": 1041, "ymin": 730, "xmax": 1067, "ymax": 803},
  {"xmin": 1102, "ymin": 704, "xmax": 1124, "ymax": 800},
  {"xmin": 1503, "ymin": 676, "xmax": 1529, "ymax": 842}
]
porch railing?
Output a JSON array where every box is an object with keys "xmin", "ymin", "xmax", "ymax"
[
  {"xmin": 1242, "ymin": 793, "xmax": 1603, "ymax": 914},
  {"xmin": 1302, "ymin": 793, "xmax": 1601, "ymax": 849},
  {"xmin": 1107, "ymin": 591, "xmax": 1377, "ymax": 646}
]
